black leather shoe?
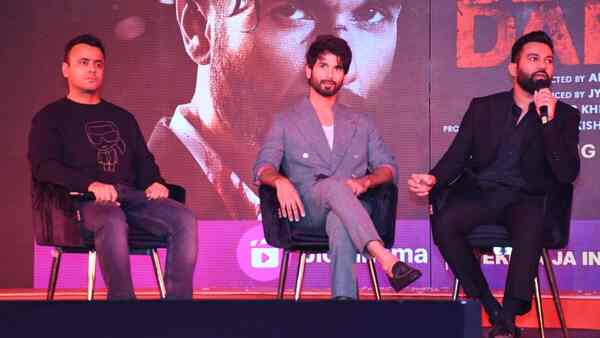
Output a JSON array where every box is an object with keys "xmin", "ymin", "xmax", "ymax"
[
  {"xmin": 488, "ymin": 318, "xmax": 521, "ymax": 338},
  {"xmin": 387, "ymin": 261, "xmax": 422, "ymax": 292}
]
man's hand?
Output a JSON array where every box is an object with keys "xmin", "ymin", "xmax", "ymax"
[
  {"xmin": 88, "ymin": 181, "xmax": 118, "ymax": 203},
  {"xmin": 408, "ymin": 174, "xmax": 436, "ymax": 197},
  {"xmin": 534, "ymin": 88, "xmax": 557, "ymax": 123},
  {"xmin": 274, "ymin": 177, "xmax": 305, "ymax": 222},
  {"xmin": 145, "ymin": 182, "xmax": 169, "ymax": 200},
  {"xmin": 346, "ymin": 176, "xmax": 371, "ymax": 196}
]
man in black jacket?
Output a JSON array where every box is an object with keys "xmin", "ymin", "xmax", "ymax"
[
  {"xmin": 409, "ymin": 31, "xmax": 580, "ymax": 337},
  {"xmin": 28, "ymin": 34, "xmax": 198, "ymax": 300}
]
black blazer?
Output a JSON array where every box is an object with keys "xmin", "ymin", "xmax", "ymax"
[{"xmin": 430, "ymin": 90, "xmax": 580, "ymax": 194}]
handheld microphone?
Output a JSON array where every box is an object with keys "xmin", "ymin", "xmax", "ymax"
[
  {"xmin": 540, "ymin": 105, "xmax": 548, "ymax": 124},
  {"xmin": 534, "ymin": 79, "xmax": 551, "ymax": 124}
]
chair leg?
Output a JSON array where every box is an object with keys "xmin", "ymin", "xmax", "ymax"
[
  {"xmin": 47, "ymin": 247, "xmax": 62, "ymax": 301},
  {"xmin": 534, "ymin": 276, "xmax": 546, "ymax": 338},
  {"xmin": 150, "ymin": 248, "xmax": 167, "ymax": 299},
  {"xmin": 277, "ymin": 250, "xmax": 290, "ymax": 299},
  {"xmin": 87, "ymin": 250, "xmax": 97, "ymax": 301},
  {"xmin": 367, "ymin": 257, "xmax": 382, "ymax": 301},
  {"xmin": 542, "ymin": 249, "xmax": 569, "ymax": 338},
  {"xmin": 294, "ymin": 252, "xmax": 308, "ymax": 301},
  {"xmin": 452, "ymin": 277, "xmax": 461, "ymax": 301}
]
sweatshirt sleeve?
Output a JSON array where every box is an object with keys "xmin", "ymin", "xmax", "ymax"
[
  {"xmin": 28, "ymin": 108, "xmax": 95, "ymax": 192},
  {"xmin": 130, "ymin": 114, "xmax": 165, "ymax": 189}
]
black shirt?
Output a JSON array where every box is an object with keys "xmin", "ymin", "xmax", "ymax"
[{"xmin": 476, "ymin": 102, "xmax": 537, "ymax": 191}]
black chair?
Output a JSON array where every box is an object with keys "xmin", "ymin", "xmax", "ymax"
[
  {"xmin": 32, "ymin": 180, "xmax": 186, "ymax": 301},
  {"xmin": 259, "ymin": 181, "xmax": 398, "ymax": 301},
  {"xmin": 430, "ymin": 182, "xmax": 573, "ymax": 338}
]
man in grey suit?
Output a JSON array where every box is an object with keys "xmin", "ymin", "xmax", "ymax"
[{"xmin": 253, "ymin": 35, "xmax": 421, "ymax": 300}]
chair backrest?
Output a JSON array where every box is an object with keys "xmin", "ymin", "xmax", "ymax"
[
  {"xmin": 31, "ymin": 180, "xmax": 87, "ymax": 248},
  {"xmin": 32, "ymin": 180, "xmax": 187, "ymax": 249},
  {"xmin": 167, "ymin": 184, "xmax": 186, "ymax": 204},
  {"xmin": 259, "ymin": 182, "xmax": 398, "ymax": 250},
  {"xmin": 259, "ymin": 185, "xmax": 292, "ymax": 249},
  {"xmin": 360, "ymin": 182, "xmax": 398, "ymax": 248}
]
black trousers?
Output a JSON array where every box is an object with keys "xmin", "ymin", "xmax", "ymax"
[{"xmin": 432, "ymin": 179, "xmax": 544, "ymax": 306}]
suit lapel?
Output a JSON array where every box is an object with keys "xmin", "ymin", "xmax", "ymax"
[
  {"xmin": 331, "ymin": 106, "xmax": 356, "ymax": 173},
  {"xmin": 489, "ymin": 91, "xmax": 514, "ymax": 153},
  {"xmin": 292, "ymin": 99, "xmax": 333, "ymax": 165}
]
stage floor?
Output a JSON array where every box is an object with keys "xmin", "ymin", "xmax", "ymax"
[
  {"xmin": 1, "ymin": 289, "xmax": 599, "ymax": 337},
  {"xmin": 2, "ymin": 289, "xmax": 600, "ymax": 331}
]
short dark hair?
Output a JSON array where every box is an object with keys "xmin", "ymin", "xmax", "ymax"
[
  {"xmin": 64, "ymin": 34, "xmax": 105, "ymax": 63},
  {"xmin": 306, "ymin": 35, "xmax": 352, "ymax": 74},
  {"xmin": 510, "ymin": 30, "xmax": 553, "ymax": 63}
]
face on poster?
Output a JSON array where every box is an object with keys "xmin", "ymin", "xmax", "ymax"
[
  {"xmin": 431, "ymin": 0, "xmax": 600, "ymax": 219},
  {"xmin": 144, "ymin": 0, "xmax": 430, "ymax": 220}
]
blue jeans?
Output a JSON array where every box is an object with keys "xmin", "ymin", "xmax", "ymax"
[{"xmin": 79, "ymin": 185, "xmax": 198, "ymax": 300}]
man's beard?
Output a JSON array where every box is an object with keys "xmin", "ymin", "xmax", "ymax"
[
  {"xmin": 517, "ymin": 69, "xmax": 551, "ymax": 94},
  {"xmin": 209, "ymin": 50, "xmax": 270, "ymax": 148},
  {"xmin": 309, "ymin": 75, "xmax": 342, "ymax": 98}
]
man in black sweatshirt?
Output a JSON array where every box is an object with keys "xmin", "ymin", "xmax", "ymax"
[{"xmin": 28, "ymin": 34, "xmax": 198, "ymax": 300}]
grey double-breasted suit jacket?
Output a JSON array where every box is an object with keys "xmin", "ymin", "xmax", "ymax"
[{"xmin": 253, "ymin": 97, "xmax": 398, "ymax": 222}]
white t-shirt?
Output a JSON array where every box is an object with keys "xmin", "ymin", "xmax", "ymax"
[{"xmin": 322, "ymin": 124, "xmax": 334, "ymax": 150}]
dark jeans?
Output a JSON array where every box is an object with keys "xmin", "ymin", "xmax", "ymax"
[
  {"xmin": 79, "ymin": 185, "xmax": 198, "ymax": 300},
  {"xmin": 432, "ymin": 180, "xmax": 544, "ymax": 309}
]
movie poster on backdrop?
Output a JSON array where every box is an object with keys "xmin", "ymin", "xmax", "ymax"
[
  {"xmin": 23, "ymin": 1, "xmax": 599, "ymax": 293},
  {"xmin": 30, "ymin": 0, "xmax": 432, "ymax": 292},
  {"xmin": 146, "ymin": 0, "xmax": 431, "ymax": 221},
  {"xmin": 429, "ymin": 0, "xmax": 600, "ymax": 292}
]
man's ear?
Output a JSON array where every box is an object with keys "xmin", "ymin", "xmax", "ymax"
[
  {"xmin": 176, "ymin": 0, "xmax": 211, "ymax": 65},
  {"xmin": 305, "ymin": 64, "xmax": 312, "ymax": 80},
  {"xmin": 508, "ymin": 62, "xmax": 517, "ymax": 78},
  {"xmin": 62, "ymin": 62, "xmax": 69, "ymax": 79}
]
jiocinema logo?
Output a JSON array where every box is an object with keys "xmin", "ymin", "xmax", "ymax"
[{"xmin": 236, "ymin": 226, "xmax": 281, "ymax": 282}]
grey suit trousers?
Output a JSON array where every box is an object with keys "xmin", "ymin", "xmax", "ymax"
[{"xmin": 297, "ymin": 177, "xmax": 382, "ymax": 298}]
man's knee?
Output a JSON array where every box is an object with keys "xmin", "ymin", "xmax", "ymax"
[
  {"xmin": 319, "ymin": 178, "xmax": 353, "ymax": 200},
  {"xmin": 431, "ymin": 209, "xmax": 464, "ymax": 245},
  {"xmin": 82, "ymin": 205, "xmax": 128, "ymax": 235},
  {"xmin": 174, "ymin": 206, "xmax": 197, "ymax": 233},
  {"xmin": 151, "ymin": 200, "xmax": 198, "ymax": 236}
]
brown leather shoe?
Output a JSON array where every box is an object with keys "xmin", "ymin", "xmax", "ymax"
[{"xmin": 387, "ymin": 261, "xmax": 422, "ymax": 292}]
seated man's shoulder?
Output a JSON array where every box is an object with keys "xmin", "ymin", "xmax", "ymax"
[
  {"xmin": 101, "ymin": 100, "xmax": 133, "ymax": 116},
  {"xmin": 273, "ymin": 102, "xmax": 302, "ymax": 124},
  {"xmin": 33, "ymin": 98, "xmax": 75, "ymax": 125},
  {"xmin": 472, "ymin": 90, "xmax": 512, "ymax": 105},
  {"xmin": 342, "ymin": 108, "xmax": 376, "ymax": 127},
  {"xmin": 556, "ymin": 100, "xmax": 580, "ymax": 116},
  {"xmin": 35, "ymin": 98, "xmax": 69, "ymax": 116}
]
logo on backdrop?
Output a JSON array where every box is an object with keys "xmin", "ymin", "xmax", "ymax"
[
  {"xmin": 580, "ymin": 143, "xmax": 597, "ymax": 159},
  {"xmin": 236, "ymin": 225, "xmax": 281, "ymax": 281}
]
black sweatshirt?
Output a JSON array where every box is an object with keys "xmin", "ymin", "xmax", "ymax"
[{"xmin": 28, "ymin": 98, "xmax": 165, "ymax": 192}]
